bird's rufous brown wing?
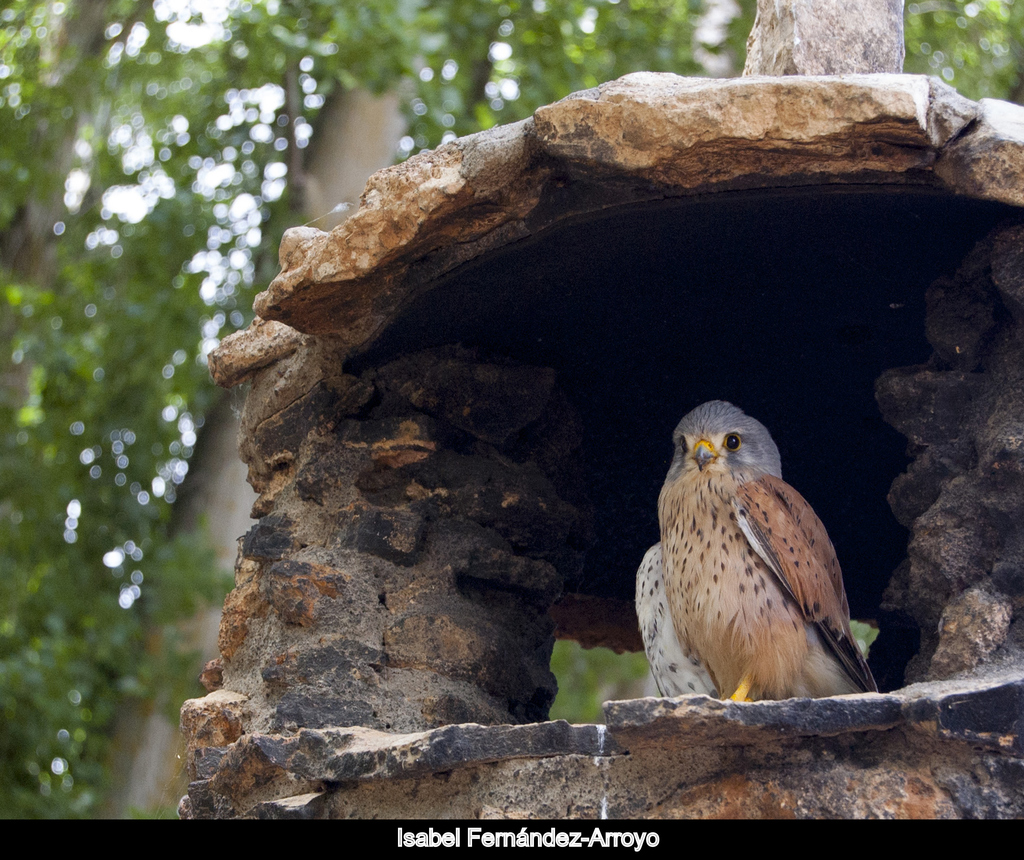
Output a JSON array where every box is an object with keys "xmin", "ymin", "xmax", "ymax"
[{"xmin": 732, "ymin": 474, "xmax": 877, "ymax": 694}]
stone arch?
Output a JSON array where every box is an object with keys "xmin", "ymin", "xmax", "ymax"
[{"xmin": 183, "ymin": 72, "xmax": 1024, "ymax": 819}]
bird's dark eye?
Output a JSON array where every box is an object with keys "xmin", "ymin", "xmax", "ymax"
[{"xmin": 725, "ymin": 433, "xmax": 741, "ymax": 451}]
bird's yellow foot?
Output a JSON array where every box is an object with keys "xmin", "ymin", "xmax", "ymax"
[{"xmin": 729, "ymin": 676, "xmax": 753, "ymax": 702}]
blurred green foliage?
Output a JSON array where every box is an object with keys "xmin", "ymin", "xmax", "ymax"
[
  {"xmin": 550, "ymin": 640, "xmax": 653, "ymax": 723},
  {"xmin": 904, "ymin": 1, "xmax": 1024, "ymax": 101},
  {"xmin": 850, "ymin": 619, "xmax": 881, "ymax": 659},
  {"xmin": 0, "ymin": 0, "xmax": 1019, "ymax": 818}
]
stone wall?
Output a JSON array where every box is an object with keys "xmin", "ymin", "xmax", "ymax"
[
  {"xmin": 878, "ymin": 221, "xmax": 1024, "ymax": 683},
  {"xmin": 208, "ymin": 339, "xmax": 592, "ymax": 744}
]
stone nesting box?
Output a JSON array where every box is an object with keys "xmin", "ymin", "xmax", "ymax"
[{"xmin": 180, "ymin": 60, "xmax": 1024, "ymax": 818}]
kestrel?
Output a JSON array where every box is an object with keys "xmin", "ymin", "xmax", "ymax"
[{"xmin": 637, "ymin": 401, "xmax": 877, "ymax": 701}]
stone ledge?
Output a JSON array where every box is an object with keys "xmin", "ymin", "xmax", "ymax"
[
  {"xmin": 245, "ymin": 721, "xmax": 613, "ymax": 783},
  {"xmin": 605, "ymin": 692, "xmax": 904, "ymax": 748},
  {"xmin": 532, "ymin": 73, "xmax": 966, "ymax": 169},
  {"xmin": 181, "ymin": 675, "xmax": 1024, "ymax": 818}
]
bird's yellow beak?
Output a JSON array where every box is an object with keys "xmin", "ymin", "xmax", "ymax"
[{"xmin": 693, "ymin": 438, "xmax": 717, "ymax": 471}]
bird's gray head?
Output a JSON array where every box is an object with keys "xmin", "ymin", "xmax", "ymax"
[{"xmin": 665, "ymin": 400, "xmax": 782, "ymax": 484}]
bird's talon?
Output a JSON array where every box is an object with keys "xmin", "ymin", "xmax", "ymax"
[{"xmin": 729, "ymin": 677, "xmax": 753, "ymax": 702}]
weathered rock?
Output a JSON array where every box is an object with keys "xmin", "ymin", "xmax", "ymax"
[
  {"xmin": 236, "ymin": 337, "xmax": 372, "ymax": 503},
  {"xmin": 929, "ymin": 587, "xmax": 1014, "ymax": 680},
  {"xmin": 260, "ymin": 639, "xmax": 382, "ymax": 690},
  {"xmin": 876, "ymin": 367, "xmax": 980, "ymax": 448},
  {"xmin": 241, "ymin": 513, "xmax": 299, "ymax": 562},
  {"xmin": 250, "ymin": 128, "xmax": 540, "ymax": 340},
  {"xmin": 886, "ymin": 446, "xmax": 965, "ymax": 529},
  {"xmin": 217, "ymin": 560, "xmax": 265, "ymax": 660},
  {"xmin": 208, "ymin": 317, "xmax": 306, "ymax": 388},
  {"xmin": 180, "ymin": 690, "xmax": 249, "ymax": 753},
  {"xmin": 203, "ymin": 732, "xmax": 312, "ymax": 809},
  {"xmin": 190, "ymin": 745, "xmax": 229, "ymax": 781},
  {"xmin": 337, "ymin": 506, "xmax": 427, "ymax": 567},
  {"xmin": 179, "ymin": 779, "xmax": 237, "ymax": 819},
  {"xmin": 535, "ymin": 73, "xmax": 958, "ymax": 193},
  {"xmin": 926, "ymin": 278, "xmax": 998, "ymax": 373},
  {"xmin": 878, "ymin": 222, "xmax": 1024, "ymax": 681},
  {"xmin": 905, "ymin": 486, "xmax": 993, "ymax": 629},
  {"xmin": 261, "ymin": 559, "xmax": 350, "ymax": 626},
  {"xmin": 273, "ymin": 692, "xmax": 376, "ymax": 732},
  {"xmin": 199, "ymin": 659, "xmax": 224, "ymax": 693},
  {"xmin": 248, "ymin": 721, "xmax": 608, "ymax": 783},
  {"xmin": 249, "ymin": 382, "xmax": 339, "ymax": 476},
  {"xmin": 375, "ymin": 348, "xmax": 558, "ymax": 446},
  {"xmin": 935, "ymin": 99, "xmax": 1024, "ymax": 207},
  {"xmin": 743, "ymin": 0, "xmax": 905, "ymax": 76},
  {"xmin": 453, "ymin": 546, "xmax": 562, "ymax": 605},
  {"xmin": 251, "ymin": 791, "xmax": 327, "ymax": 820},
  {"xmin": 384, "ymin": 611, "xmax": 556, "ymax": 721}
]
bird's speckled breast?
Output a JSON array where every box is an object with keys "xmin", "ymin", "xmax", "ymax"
[{"xmin": 658, "ymin": 467, "xmax": 809, "ymax": 699}]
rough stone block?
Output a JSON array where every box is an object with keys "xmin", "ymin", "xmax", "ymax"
[
  {"xmin": 178, "ymin": 779, "xmax": 237, "ymax": 819},
  {"xmin": 908, "ymin": 496, "xmax": 991, "ymax": 619},
  {"xmin": 408, "ymin": 450, "xmax": 579, "ymax": 557},
  {"xmin": 200, "ymin": 658, "xmax": 224, "ymax": 692},
  {"xmin": 929, "ymin": 587, "xmax": 1013, "ymax": 679},
  {"xmin": 250, "ymin": 381, "xmax": 339, "ymax": 468},
  {"xmin": 342, "ymin": 414, "xmax": 442, "ymax": 467},
  {"xmin": 218, "ymin": 575, "xmax": 266, "ymax": 660},
  {"xmin": 886, "ymin": 445, "xmax": 970, "ymax": 528},
  {"xmin": 262, "ymin": 559, "xmax": 350, "ymax": 626},
  {"xmin": 452, "ymin": 546, "xmax": 562, "ymax": 606},
  {"xmin": 208, "ymin": 317, "xmax": 307, "ymax": 388},
  {"xmin": 274, "ymin": 692, "xmax": 376, "ymax": 731},
  {"xmin": 241, "ymin": 513, "xmax": 298, "ymax": 562},
  {"xmin": 190, "ymin": 745, "xmax": 228, "ymax": 780},
  {"xmin": 260, "ymin": 639, "xmax": 384, "ymax": 691},
  {"xmin": 875, "ymin": 368, "xmax": 979, "ymax": 447},
  {"xmin": 903, "ymin": 679, "xmax": 1024, "ymax": 754},
  {"xmin": 744, "ymin": 0, "xmax": 905, "ymax": 76},
  {"xmin": 206, "ymin": 735, "xmax": 296, "ymax": 807},
  {"xmin": 248, "ymin": 722, "xmax": 608, "ymax": 783},
  {"xmin": 340, "ymin": 506, "xmax": 426, "ymax": 566},
  {"xmin": 252, "ymin": 791, "xmax": 328, "ymax": 820},
  {"xmin": 232, "ymin": 74, "xmax": 1006, "ymax": 346},
  {"xmin": 935, "ymin": 99, "xmax": 1024, "ymax": 207},
  {"xmin": 180, "ymin": 690, "xmax": 249, "ymax": 751},
  {"xmin": 926, "ymin": 276, "xmax": 997, "ymax": 371},
  {"xmin": 377, "ymin": 349, "xmax": 557, "ymax": 446},
  {"xmin": 384, "ymin": 612, "xmax": 556, "ymax": 717}
]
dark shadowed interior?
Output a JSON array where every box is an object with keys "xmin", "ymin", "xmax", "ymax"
[{"xmin": 352, "ymin": 185, "xmax": 1016, "ymax": 690}]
